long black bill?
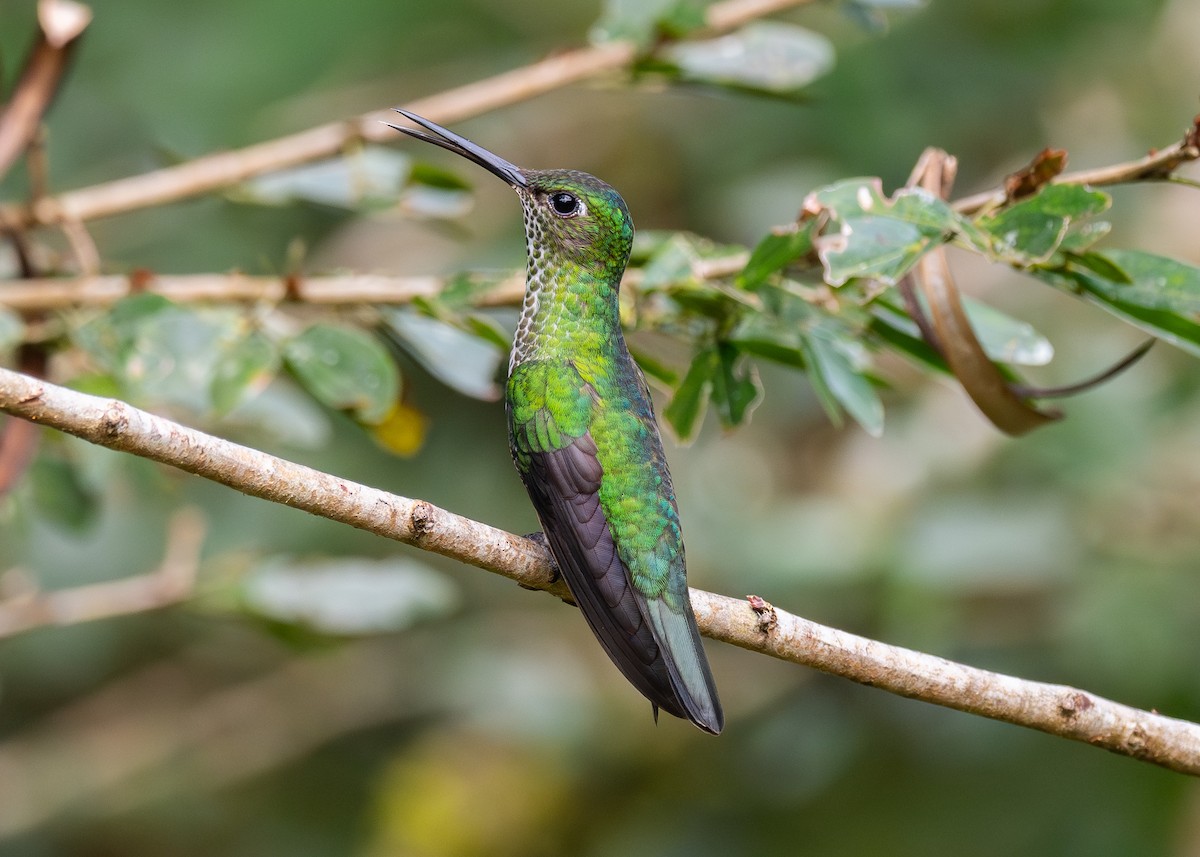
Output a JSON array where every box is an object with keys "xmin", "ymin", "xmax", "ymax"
[{"xmin": 388, "ymin": 108, "xmax": 527, "ymax": 188}]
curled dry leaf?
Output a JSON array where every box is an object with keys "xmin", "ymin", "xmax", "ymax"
[
  {"xmin": 904, "ymin": 148, "xmax": 1060, "ymax": 435},
  {"xmin": 1003, "ymin": 146, "xmax": 1068, "ymax": 202}
]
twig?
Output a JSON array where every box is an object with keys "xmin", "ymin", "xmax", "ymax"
[
  {"xmin": 0, "ymin": 506, "xmax": 205, "ymax": 637},
  {"xmin": 0, "ymin": 255, "xmax": 750, "ymax": 311},
  {"xmin": 952, "ymin": 116, "xmax": 1200, "ymax": 215},
  {"xmin": 0, "ymin": 0, "xmax": 814, "ymax": 230},
  {"xmin": 1, "ymin": 365, "xmax": 1198, "ymax": 775}
]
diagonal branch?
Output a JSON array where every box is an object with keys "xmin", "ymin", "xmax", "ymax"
[
  {"xmin": 0, "ymin": 0, "xmax": 814, "ymax": 230},
  {"xmin": 2, "ymin": 364, "xmax": 1199, "ymax": 776}
]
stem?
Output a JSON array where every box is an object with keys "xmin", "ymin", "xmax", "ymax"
[{"xmin": 0, "ymin": 0, "xmax": 816, "ymax": 229}]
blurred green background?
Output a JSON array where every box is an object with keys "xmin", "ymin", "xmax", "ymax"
[{"xmin": 3, "ymin": 0, "xmax": 1200, "ymax": 854}]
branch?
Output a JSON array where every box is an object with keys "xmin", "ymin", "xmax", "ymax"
[
  {"xmin": 952, "ymin": 115, "xmax": 1200, "ymax": 215},
  {"xmin": 0, "ymin": 254, "xmax": 749, "ymax": 310},
  {"xmin": 0, "ymin": 506, "xmax": 204, "ymax": 637},
  {"xmin": 2, "ymin": 365, "xmax": 1199, "ymax": 776},
  {"xmin": 0, "ymin": 0, "xmax": 813, "ymax": 230}
]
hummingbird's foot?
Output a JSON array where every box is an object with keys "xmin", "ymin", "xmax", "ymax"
[{"xmin": 521, "ymin": 531, "xmax": 560, "ymax": 586}]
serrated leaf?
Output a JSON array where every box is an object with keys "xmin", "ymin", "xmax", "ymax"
[
  {"xmin": 240, "ymin": 556, "xmax": 458, "ymax": 636},
  {"xmin": 662, "ymin": 22, "xmax": 834, "ymax": 97},
  {"xmin": 979, "ymin": 184, "xmax": 1111, "ymax": 264},
  {"xmin": 808, "ymin": 180, "xmax": 976, "ymax": 286},
  {"xmin": 383, "ymin": 309, "xmax": 503, "ymax": 401},
  {"xmin": 284, "ymin": 323, "xmax": 400, "ymax": 423},
  {"xmin": 211, "ymin": 330, "xmax": 279, "ymax": 415},
  {"xmin": 663, "ymin": 348, "xmax": 715, "ymax": 442},
  {"xmin": 237, "ymin": 147, "xmax": 411, "ymax": 210},
  {"xmin": 738, "ymin": 224, "xmax": 815, "ymax": 290}
]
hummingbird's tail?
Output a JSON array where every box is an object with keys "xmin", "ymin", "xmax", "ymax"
[{"xmin": 646, "ymin": 598, "xmax": 724, "ymax": 735}]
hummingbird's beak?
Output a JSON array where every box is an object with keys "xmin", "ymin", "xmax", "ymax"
[{"xmin": 388, "ymin": 108, "xmax": 528, "ymax": 188}]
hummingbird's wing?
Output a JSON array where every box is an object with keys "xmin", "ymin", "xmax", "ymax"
[
  {"xmin": 519, "ymin": 431, "xmax": 690, "ymax": 721},
  {"xmin": 508, "ymin": 360, "xmax": 722, "ymax": 733}
]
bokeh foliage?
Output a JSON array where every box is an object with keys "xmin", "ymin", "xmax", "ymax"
[{"xmin": 3, "ymin": 0, "xmax": 1200, "ymax": 855}]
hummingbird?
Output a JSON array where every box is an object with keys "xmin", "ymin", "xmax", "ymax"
[{"xmin": 390, "ymin": 109, "xmax": 723, "ymax": 734}]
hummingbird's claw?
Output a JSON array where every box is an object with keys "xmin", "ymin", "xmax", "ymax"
[{"xmin": 521, "ymin": 531, "xmax": 561, "ymax": 586}]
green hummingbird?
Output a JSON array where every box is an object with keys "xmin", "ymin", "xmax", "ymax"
[{"xmin": 391, "ymin": 109, "xmax": 723, "ymax": 734}]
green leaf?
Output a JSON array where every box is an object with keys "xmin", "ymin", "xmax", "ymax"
[
  {"xmin": 978, "ymin": 183, "xmax": 1110, "ymax": 264},
  {"xmin": 802, "ymin": 331, "xmax": 884, "ymax": 437},
  {"xmin": 434, "ymin": 271, "xmax": 513, "ymax": 310},
  {"xmin": 663, "ymin": 348, "xmax": 715, "ymax": 442},
  {"xmin": 868, "ymin": 302, "xmax": 947, "ymax": 373},
  {"xmin": 628, "ymin": 348, "xmax": 679, "ymax": 387},
  {"xmin": 462, "ymin": 314, "xmax": 513, "ymax": 352},
  {"xmin": 383, "ymin": 309, "xmax": 503, "ymax": 401},
  {"xmin": 407, "ymin": 161, "xmax": 472, "ymax": 191},
  {"xmin": 961, "ymin": 298, "xmax": 1054, "ymax": 366},
  {"xmin": 630, "ymin": 230, "xmax": 678, "ymax": 265},
  {"xmin": 709, "ymin": 343, "xmax": 761, "ymax": 428},
  {"xmin": 1063, "ymin": 249, "xmax": 1131, "ymax": 284},
  {"xmin": 30, "ymin": 456, "xmax": 100, "ymax": 532},
  {"xmin": 1039, "ymin": 249, "xmax": 1200, "ymax": 357},
  {"xmin": 74, "ymin": 297, "xmax": 253, "ymax": 414},
  {"xmin": 236, "ymin": 147, "xmax": 411, "ymax": 210},
  {"xmin": 239, "ymin": 556, "xmax": 459, "ymax": 636},
  {"xmin": 809, "ymin": 180, "xmax": 976, "ymax": 286},
  {"xmin": 639, "ymin": 233, "xmax": 701, "ymax": 290},
  {"xmin": 738, "ymin": 224, "xmax": 815, "ymax": 290},
  {"xmin": 211, "ymin": 330, "xmax": 279, "ymax": 415},
  {"xmin": 590, "ymin": 0, "xmax": 705, "ymax": 47},
  {"xmin": 1059, "ymin": 220, "xmax": 1112, "ymax": 253},
  {"xmin": 284, "ymin": 323, "xmax": 401, "ymax": 423},
  {"xmin": 660, "ymin": 22, "xmax": 834, "ymax": 98},
  {"xmin": 0, "ymin": 308, "xmax": 24, "ymax": 353}
]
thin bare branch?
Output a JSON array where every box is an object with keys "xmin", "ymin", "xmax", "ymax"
[
  {"xmin": 953, "ymin": 116, "xmax": 1200, "ymax": 215},
  {"xmin": 0, "ymin": 0, "xmax": 814, "ymax": 230},
  {"xmin": 2, "ymin": 365, "xmax": 1198, "ymax": 776},
  {"xmin": 0, "ymin": 506, "xmax": 205, "ymax": 637},
  {"xmin": 0, "ymin": 255, "xmax": 750, "ymax": 311}
]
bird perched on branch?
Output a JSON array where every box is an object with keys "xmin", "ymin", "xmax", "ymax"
[{"xmin": 391, "ymin": 110, "xmax": 722, "ymax": 734}]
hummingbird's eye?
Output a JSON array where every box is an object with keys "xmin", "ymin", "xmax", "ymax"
[{"xmin": 549, "ymin": 192, "xmax": 581, "ymax": 217}]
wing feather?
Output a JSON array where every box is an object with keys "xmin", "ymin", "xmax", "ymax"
[{"xmin": 521, "ymin": 436, "xmax": 689, "ymax": 719}]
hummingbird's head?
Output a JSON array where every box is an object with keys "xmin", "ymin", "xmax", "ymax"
[{"xmin": 389, "ymin": 109, "xmax": 633, "ymax": 275}]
